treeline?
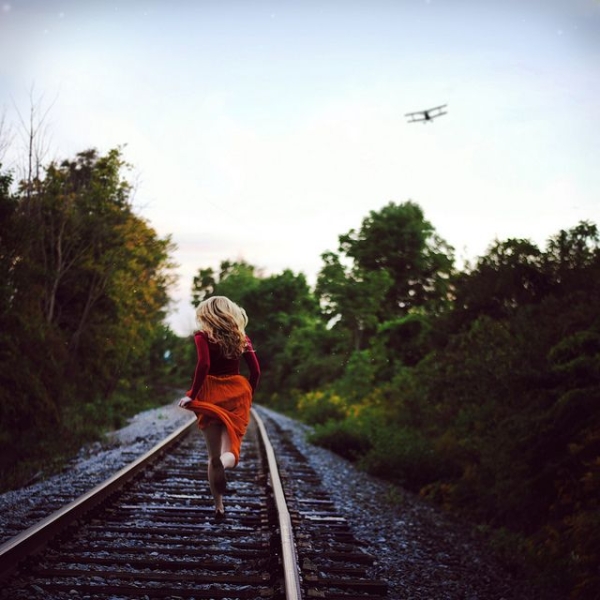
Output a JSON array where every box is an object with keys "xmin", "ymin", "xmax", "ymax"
[
  {"xmin": 1, "ymin": 140, "xmax": 597, "ymax": 596},
  {"xmin": 192, "ymin": 202, "xmax": 599, "ymax": 599},
  {"xmin": 0, "ymin": 149, "xmax": 187, "ymax": 489}
]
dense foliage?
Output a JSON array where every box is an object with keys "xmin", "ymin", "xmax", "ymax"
[
  {"xmin": 2, "ymin": 137, "xmax": 596, "ymax": 598},
  {"xmin": 191, "ymin": 202, "xmax": 599, "ymax": 599},
  {"xmin": 0, "ymin": 149, "xmax": 181, "ymax": 489}
]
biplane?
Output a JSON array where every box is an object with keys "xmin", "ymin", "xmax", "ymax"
[{"xmin": 405, "ymin": 104, "xmax": 448, "ymax": 123}]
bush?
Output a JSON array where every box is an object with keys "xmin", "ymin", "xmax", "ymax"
[
  {"xmin": 359, "ymin": 425, "xmax": 452, "ymax": 489},
  {"xmin": 296, "ymin": 390, "xmax": 347, "ymax": 425},
  {"xmin": 308, "ymin": 418, "xmax": 372, "ymax": 462}
]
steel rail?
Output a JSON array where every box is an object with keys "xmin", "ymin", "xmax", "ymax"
[
  {"xmin": 0, "ymin": 415, "xmax": 197, "ymax": 581},
  {"xmin": 252, "ymin": 407, "xmax": 303, "ymax": 600}
]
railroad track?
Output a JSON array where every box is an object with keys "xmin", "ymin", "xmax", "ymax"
[{"xmin": 0, "ymin": 407, "xmax": 387, "ymax": 599}]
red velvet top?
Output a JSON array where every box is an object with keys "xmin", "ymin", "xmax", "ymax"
[{"xmin": 186, "ymin": 331, "xmax": 260, "ymax": 400}]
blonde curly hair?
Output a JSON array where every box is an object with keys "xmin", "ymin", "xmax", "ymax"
[{"xmin": 195, "ymin": 296, "xmax": 248, "ymax": 358}]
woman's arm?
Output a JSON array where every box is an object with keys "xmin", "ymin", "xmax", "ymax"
[
  {"xmin": 243, "ymin": 337, "xmax": 260, "ymax": 393},
  {"xmin": 188, "ymin": 332, "xmax": 211, "ymax": 399}
]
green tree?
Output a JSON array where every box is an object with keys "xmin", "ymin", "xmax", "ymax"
[
  {"xmin": 191, "ymin": 260, "xmax": 260, "ymax": 309},
  {"xmin": 18, "ymin": 149, "xmax": 176, "ymax": 393},
  {"xmin": 338, "ymin": 201, "xmax": 455, "ymax": 317},
  {"xmin": 0, "ymin": 148, "xmax": 177, "ymax": 489},
  {"xmin": 316, "ymin": 251, "xmax": 393, "ymax": 351},
  {"xmin": 452, "ymin": 238, "xmax": 546, "ymax": 324},
  {"xmin": 243, "ymin": 268, "xmax": 322, "ymax": 395},
  {"xmin": 544, "ymin": 221, "xmax": 599, "ymax": 294},
  {"xmin": 0, "ymin": 165, "xmax": 18, "ymax": 316},
  {"xmin": 190, "ymin": 261, "xmax": 323, "ymax": 400}
]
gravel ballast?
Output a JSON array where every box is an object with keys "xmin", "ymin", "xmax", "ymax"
[{"xmin": 1, "ymin": 400, "xmax": 553, "ymax": 599}]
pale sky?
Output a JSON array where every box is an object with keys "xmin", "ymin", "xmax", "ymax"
[{"xmin": 1, "ymin": 0, "xmax": 599, "ymax": 335}]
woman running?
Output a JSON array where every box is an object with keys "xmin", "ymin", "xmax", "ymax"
[{"xmin": 179, "ymin": 296, "xmax": 260, "ymax": 520}]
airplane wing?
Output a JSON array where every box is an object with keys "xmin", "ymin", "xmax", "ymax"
[
  {"xmin": 405, "ymin": 104, "xmax": 448, "ymax": 123},
  {"xmin": 405, "ymin": 105, "xmax": 447, "ymax": 117}
]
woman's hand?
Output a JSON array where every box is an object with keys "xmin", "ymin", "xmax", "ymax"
[{"xmin": 178, "ymin": 396, "xmax": 192, "ymax": 408}]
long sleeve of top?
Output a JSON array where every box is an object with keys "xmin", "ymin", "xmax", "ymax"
[
  {"xmin": 187, "ymin": 332, "xmax": 260, "ymax": 400},
  {"xmin": 243, "ymin": 337, "xmax": 261, "ymax": 392}
]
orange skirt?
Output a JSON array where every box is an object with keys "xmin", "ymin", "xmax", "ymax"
[{"xmin": 185, "ymin": 374, "xmax": 252, "ymax": 466}]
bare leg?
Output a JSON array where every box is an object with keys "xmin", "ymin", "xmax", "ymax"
[
  {"xmin": 202, "ymin": 423, "xmax": 236, "ymax": 515},
  {"xmin": 202, "ymin": 423, "xmax": 227, "ymax": 513},
  {"xmin": 219, "ymin": 427, "xmax": 235, "ymax": 469}
]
